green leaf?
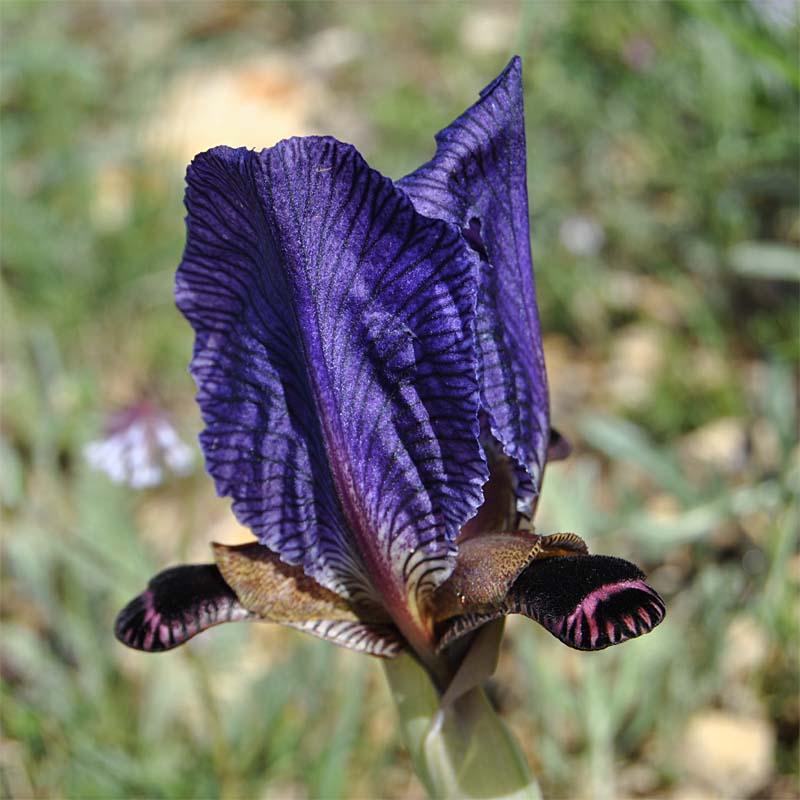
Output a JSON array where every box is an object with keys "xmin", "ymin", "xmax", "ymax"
[
  {"xmin": 384, "ymin": 654, "xmax": 541, "ymax": 800},
  {"xmin": 729, "ymin": 242, "xmax": 800, "ymax": 281},
  {"xmin": 0, "ymin": 436, "xmax": 24, "ymax": 508},
  {"xmin": 579, "ymin": 414, "xmax": 692, "ymax": 502}
]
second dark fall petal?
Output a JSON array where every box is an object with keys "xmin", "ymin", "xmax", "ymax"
[
  {"xmin": 434, "ymin": 542, "xmax": 664, "ymax": 653},
  {"xmin": 115, "ymin": 542, "xmax": 403, "ymax": 657},
  {"xmin": 509, "ymin": 554, "xmax": 666, "ymax": 651}
]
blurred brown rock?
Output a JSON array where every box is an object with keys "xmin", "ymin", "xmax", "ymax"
[
  {"xmin": 543, "ymin": 334, "xmax": 596, "ymax": 415},
  {"xmin": 459, "ymin": 9, "xmax": 518, "ymax": 55},
  {"xmin": 305, "ymin": 26, "xmax": 365, "ymax": 70},
  {"xmin": 91, "ymin": 164, "xmax": 134, "ymax": 231},
  {"xmin": 669, "ymin": 787, "xmax": 721, "ymax": 800},
  {"xmin": 679, "ymin": 417, "xmax": 749, "ymax": 475},
  {"xmin": 722, "ymin": 615, "xmax": 769, "ymax": 680},
  {"xmin": 682, "ymin": 711, "xmax": 774, "ymax": 796},
  {"xmin": 260, "ymin": 781, "xmax": 308, "ymax": 800},
  {"xmin": 686, "ymin": 347, "xmax": 728, "ymax": 393},
  {"xmin": 606, "ymin": 324, "xmax": 665, "ymax": 409},
  {"xmin": 143, "ymin": 57, "xmax": 323, "ymax": 166},
  {"xmin": 750, "ymin": 417, "xmax": 783, "ymax": 473}
]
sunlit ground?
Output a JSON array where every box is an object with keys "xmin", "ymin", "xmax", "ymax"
[{"xmin": 2, "ymin": 2, "xmax": 798, "ymax": 798}]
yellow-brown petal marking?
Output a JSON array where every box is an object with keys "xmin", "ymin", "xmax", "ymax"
[
  {"xmin": 430, "ymin": 531, "xmax": 589, "ymax": 623},
  {"xmin": 213, "ymin": 542, "xmax": 403, "ymax": 657},
  {"xmin": 539, "ymin": 532, "xmax": 588, "ymax": 557},
  {"xmin": 431, "ymin": 532, "xmax": 542, "ymax": 621},
  {"xmin": 213, "ymin": 542, "xmax": 363, "ymax": 622}
]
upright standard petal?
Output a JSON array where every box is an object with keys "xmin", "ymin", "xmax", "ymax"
[
  {"xmin": 398, "ymin": 57, "xmax": 548, "ymax": 521},
  {"xmin": 176, "ymin": 139, "xmax": 487, "ymax": 650}
]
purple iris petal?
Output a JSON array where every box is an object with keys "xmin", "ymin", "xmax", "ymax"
[
  {"xmin": 398, "ymin": 56, "xmax": 549, "ymax": 520},
  {"xmin": 176, "ymin": 138, "xmax": 488, "ymax": 630}
]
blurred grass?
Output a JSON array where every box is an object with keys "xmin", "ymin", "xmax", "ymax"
[{"xmin": 1, "ymin": 2, "xmax": 798, "ymax": 798}]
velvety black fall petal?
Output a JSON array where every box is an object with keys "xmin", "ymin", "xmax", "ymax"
[
  {"xmin": 509, "ymin": 555, "xmax": 666, "ymax": 651},
  {"xmin": 114, "ymin": 564, "xmax": 254, "ymax": 652},
  {"xmin": 435, "ymin": 550, "xmax": 664, "ymax": 653},
  {"xmin": 116, "ymin": 553, "xmax": 404, "ymax": 658}
]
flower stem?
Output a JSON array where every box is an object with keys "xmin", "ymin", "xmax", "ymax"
[{"xmin": 384, "ymin": 653, "xmax": 542, "ymax": 800}]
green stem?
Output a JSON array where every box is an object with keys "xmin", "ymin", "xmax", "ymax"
[{"xmin": 384, "ymin": 653, "xmax": 542, "ymax": 800}]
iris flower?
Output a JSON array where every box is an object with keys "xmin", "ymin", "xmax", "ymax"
[{"xmin": 116, "ymin": 57, "xmax": 664, "ymax": 795}]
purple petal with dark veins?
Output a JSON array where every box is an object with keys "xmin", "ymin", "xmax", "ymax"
[
  {"xmin": 176, "ymin": 139, "xmax": 487, "ymax": 639},
  {"xmin": 398, "ymin": 56, "xmax": 549, "ymax": 521}
]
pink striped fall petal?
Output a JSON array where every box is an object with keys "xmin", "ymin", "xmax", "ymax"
[
  {"xmin": 433, "ymin": 537, "xmax": 664, "ymax": 653},
  {"xmin": 431, "ymin": 531, "xmax": 589, "ymax": 647},
  {"xmin": 115, "ymin": 543, "xmax": 405, "ymax": 658},
  {"xmin": 114, "ymin": 564, "xmax": 254, "ymax": 652},
  {"xmin": 508, "ymin": 555, "xmax": 665, "ymax": 651}
]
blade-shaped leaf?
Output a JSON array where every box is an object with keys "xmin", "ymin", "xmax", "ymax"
[
  {"xmin": 177, "ymin": 139, "xmax": 487, "ymax": 646},
  {"xmin": 399, "ymin": 56, "xmax": 549, "ymax": 521}
]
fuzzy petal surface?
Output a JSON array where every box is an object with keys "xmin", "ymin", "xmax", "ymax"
[
  {"xmin": 399, "ymin": 57, "xmax": 548, "ymax": 520},
  {"xmin": 176, "ymin": 139, "xmax": 488, "ymax": 640}
]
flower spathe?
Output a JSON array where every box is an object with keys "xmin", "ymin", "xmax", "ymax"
[{"xmin": 116, "ymin": 57, "xmax": 664, "ymax": 681}]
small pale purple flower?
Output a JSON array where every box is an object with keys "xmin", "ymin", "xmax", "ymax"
[
  {"xmin": 85, "ymin": 401, "xmax": 194, "ymax": 489},
  {"xmin": 115, "ymin": 58, "xmax": 664, "ymax": 684}
]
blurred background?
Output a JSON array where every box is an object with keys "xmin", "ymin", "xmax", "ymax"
[{"xmin": 1, "ymin": 2, "xmax": 798, "ymax": 798}]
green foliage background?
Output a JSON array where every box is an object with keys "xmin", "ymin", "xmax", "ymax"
[{"xmin": 2, "ymin": 2, "xmax": 797, "ymax": 798}]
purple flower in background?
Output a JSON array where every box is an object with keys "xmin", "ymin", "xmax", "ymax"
[
  {"xmin": 621, "ymin": 35, "xmax": 655, "ymax": 72},
  {"xmin": 115, "ymin": 58, "xmax": 664, "ymax": 681},
  {"xmin": 85, "ymin": 401, "xmax": 194, "ymax": 489}
]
